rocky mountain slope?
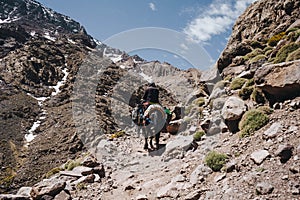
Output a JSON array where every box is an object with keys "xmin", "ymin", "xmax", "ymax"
[
  {"xmin": 0, "ymin": 0, "xmax": 201, "ymax": 195},
  {"xmin": 0, "ymin": 0, "xmax": 299, "ymax": 199}
]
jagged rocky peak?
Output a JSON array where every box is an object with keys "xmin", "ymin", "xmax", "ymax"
[
  {"xmin": 217, "ymin": 0, "xmax": 300, "ymax": 73},
  {"xmin": 0, "ymin": 0, "xmax": 87, "ymax": 35}
]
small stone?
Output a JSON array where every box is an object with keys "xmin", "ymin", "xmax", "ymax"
[
  {"xmin": 184, "ymin": 189, "xmax": 201, "ymax": 200},
  {"xmin": 275, "ymin": 144, "xmax": 294, "ymax": 163},
  {"xmin": 281, "ymin": 175, "xmax": 289, "ymax": 180},
  {"xmin": 136, "ymin": 194, "xmax": 148, "ymax": 200},
  {"xmin": 172, "ymin": 174, "xmax": 186, "ymax": 182},
  {"xmin": 250, "ymin": 150, "xmax": 270, "ymax": 165},
  {"xmin": 214, "ymin": 173, "xmax": 226, "ymax": 182},
  {"xmin": 256, "ymin": 182, "xmax": 274, "ymax": 195},
  {"xmin": 54, "ymin": 190, "xmax": 71, "ymax": 200},
  {"xmin": 72, "ymin": 166, "xmax": 93, "ymax": 176},
  {"xmin": 263, "ymin": 122, "xmax": 282, "ymax": 139},
  {"xmin": 0, "ymin": 194, "xmax": 31, "ymax": 200}
]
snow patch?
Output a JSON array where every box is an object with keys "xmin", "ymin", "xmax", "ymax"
[
  {"xmin": 50, "ymin": 68, "xmax": 68, "ymax": 96},
  {"xmin": 25, "ymin": 64, "xmax": 69, "ymax": 144},
  {"xmin": 44, "ymin": 32, "xmax": 56, "ymax": 42},
  {"xmin": 93, "ymin": 38, "xmax": 102, "ymax": 46},
  {"xmin": 68, "ymin": 38, "xmax": 76, "ymax": 44},
  {"xmin": 103, "ymin": 48, "xmax": 123, "ymax": 63},
  {"xmin": 30, "ymin": 31, "xmax": 36, "ymax": 37},
  {"xmin": 25, "ymin": 120, "xmax": 41, "ymax": 142},
  {"xmin": 139, "ymin": 72, "xmax": 153, "ymax": 82}
]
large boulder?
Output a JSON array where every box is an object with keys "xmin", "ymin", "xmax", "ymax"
[
  {"xmin": 222, "ymin": 97, "xmax": 247, "ymax": 121},
  {"xmin": 254, "ymin": 60, "xmax": 300, "ymax": 102},
  {"xmin": 221, "ymin": 96, "xmax": 247, "ymax": 133}
]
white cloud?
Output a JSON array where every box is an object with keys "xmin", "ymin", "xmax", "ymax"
[
  {"xmin": 180, "ymin": 43, "xmax": 189, "ymax": 50},
  {"xmin": 149, "ymin": 3, "xmax": 157, "ymax": 11},
  {"xmin": 183, "ymin": 0, "xmax": 256, "ymax": 43}
]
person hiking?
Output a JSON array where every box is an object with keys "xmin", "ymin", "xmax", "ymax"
[{"xmin": 142, "ymin": 82, "xmax": 159, "ymax": 105}]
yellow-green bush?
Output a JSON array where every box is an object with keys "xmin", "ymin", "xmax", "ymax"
[
  {"xmin": 243, "ymin": 48, "xmax": 264, "ymax": 61},
  {"xmin": 230, "ymin": 78, "xmax": 247, "ymax": 90},
  {"xmin": 194, "ymin": 97, "xmax": 205, "ymax": 107},
  {"xmin": 45, "ymin": 167, "xmax": 61, "ymax": 179},
  {"xmin": 64, "ymin": 160, "xmax": 81, "ymax": 171},
  {"xmin": 268, "ymin": 32, "xmax": 286, "ymax": 46},
  {"xmin": 110, "ymin": 130, "xmax": 126, "ymax": 139},
  {"xmin": 239, "ymin": 109, "xmax": 269, "ymax": 138},
  {"xmin": 245, "ymin": 78, "xmax": 254, "ymax": 87},
  {"xmin": 257, "ymin": 106, "xmax": 273, "ymax": 115},
  {"xmin": 193, "ymin": 131, "xmax": 205, "ymax": 141},
  {"xmin": 239, "ymin": 86, "xmax": 254, "ymax": 100},
  {"xmin": 286, "ymin": 48, "xmax": 300, "ymax": 61},
  {"xmin": 205, "ymin": 151, "xmax": 228, "ymax": 172},
  {"xmin": 274, "ymin": 43, "xmax": 300, "ymax": 63},
  {"xmin": 249, "ymin": 54, "xmax": 267, "ymax": 63}
]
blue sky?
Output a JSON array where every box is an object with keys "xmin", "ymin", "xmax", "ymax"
[{"xmin": 37, "ymin": 0, "xmax": 256, "ymax": 70}]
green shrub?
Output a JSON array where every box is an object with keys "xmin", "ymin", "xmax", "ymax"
[
  {"xmin": 250, "ymin": 40, "xmax": 265, "ymax": 49},
  {"xmin": 268, "ymin": 32, "xmax": 286, "ymax": 46},
  {"xmin": 64, "ymin": 160, "xmax": 81, "ymax": 171},
  {"xmin": 263, "ymin": 46, "xmax": 274, "ymax": 53},
  {"xmin": 245, "ymin": 78, "xmax": 254, "ymax": 87},
  {"xmin": 286, "ymin": 27, "xmax": 299, "ymax": 34},
  {"xmin": 230, "ymin": 78, "xmax": 247, "ymax": 90},
  {"xmin": 239, "ymin": 86, "xmax": 254, "ymax": 100},
  {"xmin": 286, "ymin": 48, "xmax": 300, "ymax": 61},
  {"xmin": 193, "ymin": 131, "xmax": 205, "ymax": 141},
  {"xmin": 249, "ymin": 54, "xmax": 267, "ymax": 63},
  {"xmin": 194, "ymin": 97, "xmax": 205, "ymax": 107},
  {"xmin": 251, "ymin": 88, "xmax": 266, "ymax": 104},
  {"xmin": 110, "ymin": 130, "xmax": 126, "ymax": 139},
  {"xmin": 264, "ymin": 49, "xmax": 273, "ymax": 57},
  {"xmin": 239, "ymin": 109, "xmax": 269, "ymax": 138},
  {"xmin": 205, "ymin": 151, "xmax": 228, "ymax": 171},
  {"xmin": 213, "ymin": 81, "xmax": 225, "ymax": 89},
  {"xmin": 286, "ymin": 29, "xmax": 300, "ymax": 41},
  {"xmin": 243, "ymin": 48, "xmax": 264, "ymax": 61},
  {"xmin": 45, "ymin": 167, "xmax": 61, "ymax": 179},
  {"xmin": 257, "ymin": 106, "xmax": 273, "ymax": 115},
  {"xmin": 274, "ymin": 43, "xmax": 300, "ymax": 63}
]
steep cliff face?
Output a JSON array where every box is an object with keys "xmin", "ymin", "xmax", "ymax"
[{"xmin": 217, "ymin": 0, "xmax": 300, "ymax": 72}]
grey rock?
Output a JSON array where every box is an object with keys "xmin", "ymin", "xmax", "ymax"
[
  {"xmin": 172, "ymin": 174, "xmax": 186, "ymax": 182},
  {"xmin": 263, "ymin": 122, "xmax": 282, "ymax": 139},
  {"xmin": 214, "ymin": 173, "xmax": 226, "ymax": 182},
  {"xmin": 250, "ymin": 150, "xmax": 270, "ymax": 165},
  {"xmin": 190, "ymin": 164, "xmax": 212, "ymax": 185},
  {"xmin": 31, "ymin": 181, "xmax": 66, "ymax": 200},
  {"xmin": 17, "ymin": 187, "xmax": 32, "ymax": 197},
  {"xmin": 0, "ymin": 194, "xmax": 31, "ymax": 200},
  {"xmin": 209, "ymin": 87, "xmax": 226, "ymax": 101},
  {"xmin": 53, "ymin": 190, "xmax": 71, "ymax": 200},
  {"xmin": 254, "ymin": 60, "xmax": 300, "ymax": 100},
  {"xmin": 222, "ymin": 96, "xmax": 246, "ymax": 121},
  {"xmin": 256, "ymin": 182, "xmax": 274, "ymax": 195},
  {"xmin": 163, "ymin": 135, "xmax": 193, "ymax": 161},
  {"xmin": 72, "ymin": 166, "xmax": 94, "ymax": 176},
  {"xmin": 184, "ymin": 189, "xmax": 202, "ymax": 200},
  {"xmin": 136, "ymin": 194, "xmax": 148, "ymax": 200}
]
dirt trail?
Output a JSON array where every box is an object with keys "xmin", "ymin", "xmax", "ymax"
[{"xmin": 99, "ymin": 129, "xmax": 187, "ymax": 199}]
